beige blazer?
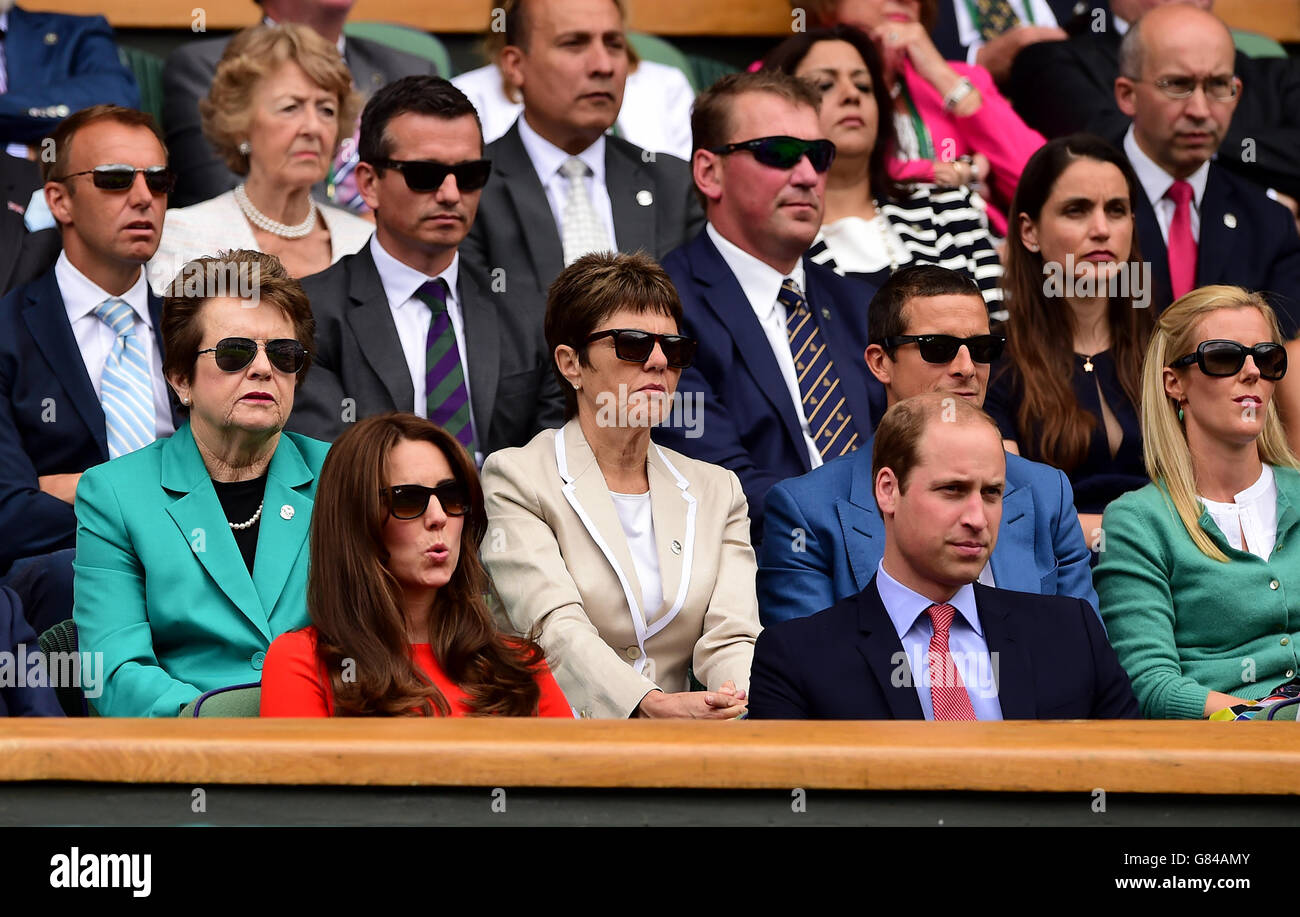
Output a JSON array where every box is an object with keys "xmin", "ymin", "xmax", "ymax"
[{"xmin": 481, "ymin": 420, "xmax": 760, "ymax": 719}]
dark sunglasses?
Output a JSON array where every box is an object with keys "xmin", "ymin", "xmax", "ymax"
[
  {"xmin": 372, "ymin": 157, "xmax": 492, "ymax": 192},
  {"xmin": 196, "ymin": 338, "xmax": 309, "ymax": 374},
  {"xmin": 383, "ymin": 482, "xmax": 471, "ymax": 519},
  {"xmin": 53, "ymin": 164, "xmax": 176, "ymax": 194},
  {"xmin": 882, "ymin": 333, "xmax": 1006, "ymax": 364},
  {"xmin": 585, "ymin": 329, "xmax": 698, "ymax": 369},
  {"xmin": 706, "ymin": 136, "xmax": 836, "ymax": 173},
  {"xmin": 1169, "ymin": 340, "xmax": 1288, "ymax": 381}
]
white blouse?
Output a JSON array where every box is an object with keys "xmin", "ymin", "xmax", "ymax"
[
  {"xmin": 817, "ymin": 214, "xmax": 913, "ymax": 275},
  {"xmin": 610, "ymin": 490, "xmax": 663, "ymax": 618},
  {"xmin": 1199, "ymin": 464, "xmax": 1278, "ymax": 561}
]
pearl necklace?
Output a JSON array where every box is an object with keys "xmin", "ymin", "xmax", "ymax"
[
  {"xmin": 234, "ymin": 184, "xmax": 318, "ymax": 239},
  {"xmin": 229, "ymin": 501, "xmax": 264, "ymax": 531}
]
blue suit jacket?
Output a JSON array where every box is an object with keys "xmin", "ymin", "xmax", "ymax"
[
  {"xmin": 0, "ymin": 7, "xmax": 139, "ymax": 145},
  {"xmin": 654, "ymin": 230, "xmax": 886, "ymax": 537},
  {"xmin": 0, "ymin": 585, "xmax": 62, "ymax": 716},
  {"xmin": 757, "ymin": 440, "xmax": 1097, "ymax": 625},
  {"xmin": 748, "ymin": 576, "xmax": 1138, "ymax": 720},
  {"xmin": 0, "ymin": 268, "xmax": 174, "ymax": 571}
]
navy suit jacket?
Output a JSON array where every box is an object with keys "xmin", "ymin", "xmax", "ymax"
[
  {"xmin": 0, "ymin": 585, "xmax": 62, "ymax": 716},
  {"xmin": 654, "ymin": 230, "xmax": 886, "ymax": 537},
  {"xmin": 748, "ymin": 576, "xmax": 1139, "ymax": 720},
  {"xmin": 757, "ymin": 441, "xmax": 1097, "ymax": 625},
  {"xmin": 0, "ymin": 268, "xmax": 172, "ymax": 571},
  {"xmin": 0, "ymin": 7, "xmax": 139, "ymax": 145}
]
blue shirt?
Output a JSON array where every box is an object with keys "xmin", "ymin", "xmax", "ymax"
[{"xmin": 876, "ymin": 562, "xmax": 1004, "ymax": 720}]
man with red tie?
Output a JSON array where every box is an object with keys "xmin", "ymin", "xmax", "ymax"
[{"xmin": 747, "ymin": 393, "xmax": 1138, "ymax": 720}]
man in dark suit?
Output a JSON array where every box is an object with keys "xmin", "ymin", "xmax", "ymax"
[
  {"xmin": 161, "ymin": 0, "xmax": 439, "ymax": 207},
  {"xmin": 459, "ymin": 0, "xmax": 703, "ymax": 318},
  {"xmin": 654, "ymin": 71, "xmax": 885, "ymax": 537},
  {"xmin": 0, "ymin": 152, "xmax": 58, "ymax": 295},
  {"xmin": 0, "ymin": 3, "xmax": 139, "ymax": 151},
  {"xmin": 289, "ymin": 77, "xmax": 563, "ymax": 456},
  {"xmin": 0, "ymin": 105, "xmax": 179, "ymax": 633},
  {"xmin": 748, "ymin": 393, "xmax": 1139, "ymax": 720}
]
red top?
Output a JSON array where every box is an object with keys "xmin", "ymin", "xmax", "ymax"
[{"xmin": 260, "ymin": 627, "xmax": 573, "ymax": 718}]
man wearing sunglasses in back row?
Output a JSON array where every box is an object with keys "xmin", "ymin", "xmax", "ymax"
[
  {"xmin": 0, "ymin": 104, "xmax": 182, "ymax": 637},
  {"xmin": 756, "ymin": 265, "xmax": 1097, "ymax": 626},
  {"xmin": 289, "ymin": 77, "xmax": 564, "ymax": 458},
  {"xmin": 654, "ymin": 70, "xmax": 886, "ymax": 541}
]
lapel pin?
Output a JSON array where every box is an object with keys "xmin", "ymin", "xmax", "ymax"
[
  {"xmin": 44, "ymin": 32, "xmax": 58, "ymax": 44},
  {"xmin": 1223, "ymin": 213, "xmax": 1237, "ymax": 229},
  {"xmin": 636, "ymin": 189, "xmax": 653, "ymax": 206},
  {"xmin": 280, "ymin": 505, "xmax": 295, "ymax": 520},
  {"xmin": 670, "ymin": 539, "xmax": 682, "ymax": 555},
  {"xmin": 821, "ymin": 308, "xmax": 831, "ymax": 320}
]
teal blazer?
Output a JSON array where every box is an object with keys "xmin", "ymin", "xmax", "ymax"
[{"xmin": 72, "ymin": 423, "xmax": 330, "ymax": 717}]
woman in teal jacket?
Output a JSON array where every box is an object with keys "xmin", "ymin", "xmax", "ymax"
[
  {"xmin": 73, "ymin": 250, "xmax": 328, "ymax": 716},
  {"xmin": 1095, "ymin": 286, "xmax": 1300, "ymax": 719}
]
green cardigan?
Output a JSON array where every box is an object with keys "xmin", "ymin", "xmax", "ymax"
[{"xmin": 1095, "ymin": 466, "xmax": 1300, "ymax": 719}]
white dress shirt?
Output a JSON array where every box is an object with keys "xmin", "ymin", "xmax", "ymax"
[
  {"xmin": 951, "ymin": 0, "xmax": 1060, "ymax": 65},
  {"xmin": 56, "ymin": 253, "xmax": 175, "ymax": 439},
  {"xmin": 611, "ymin": 490, "xmax": 663, "ymax": 616},
  {"xmin": 706, "ymin": 222, "xmax": 823, "ymax": 469},
  {"xmin": 516, "ymin": 115, "xmax": 617, "ymax": 250},
  {"xmin": 368, "ymin": 235, "xmax": 479, "ymax": 450},
  {"xmin": 1200, "ymin": 464, "xmax": 1279, "ymax": 561},
  {"xmin": 1124, "ymin": 126, "xmax": 1210, "ymax": 244},
  {"xmin": 875, "ymin": 561, "xmax": 1004, "ymax": 720}
]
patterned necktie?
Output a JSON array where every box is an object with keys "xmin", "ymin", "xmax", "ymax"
[
  {"xmin": 1165, "ymin": 180, "xmax": 1198, "ymax": 301},
  {"xmin": 417, "ymin": 279, "xmax": 475, "ymax": 453},
  {"xmin": 779, "ymin": 279, "xmax": 859, "ymax": 459},
  {"xmin": 559, "ymin": 156, "xmax": 611, "ymax": 266},
  {"xmin": 925, "ymin": 603, "xmax": 977, "ymax": 721},
  {"xmin": 328, "ymin": 127, "xmax": 367, "ymax": 214},
  {"xmin": 93, "ymin": 297, "xmax": 156, "ymax": 459},
  {"xmin": 973, "ymin": 0, "xmax": 1021, "ymax": 40}
]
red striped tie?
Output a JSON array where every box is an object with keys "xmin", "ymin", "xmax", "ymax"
[{"xmin": 926, "ymin": 603, "xmax": 977, "ymax": 721}]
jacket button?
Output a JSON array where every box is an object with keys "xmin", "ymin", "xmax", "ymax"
[
  {"xmin": 625, "ymin": 646, "xmax": 640, "ymax": 660},
  {"xmin": 1270, "ymin": 580, "xmax": 1280, "ymax": 590},
  {"xmin": 1288, "ymin": 669, "xmax": 1296, "ymax": 678},
  {"xmin": 251, "ymin": 651, "xmax": 266, "ymax": 670},
  {"xmin": 1282, "ymin": 637, "xmax": 1291, "ymax": 646}
]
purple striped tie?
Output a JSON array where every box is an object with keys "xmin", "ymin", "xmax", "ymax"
[{"xmin": 417, "ymin": 279, "xmax": 475, "ymax": 453}]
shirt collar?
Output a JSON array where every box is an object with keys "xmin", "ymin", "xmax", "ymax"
[
  {"xmin": 875, "ymin": 560, "xmax": 984, "ymax": 641},
  {"xmin": 55, "ymin": 252, "xmax": 152, "ymax": 326},
  {"xmin": 1200, "ymin": 463, "xmax": 1276, "ymax": 512},
  {"xmin": 516, "ymin": 114, "xmax": 606, "ymax": 188},
  {"xmin": 1124, "ymin": 125, "xmax": 1210, "ymax": 210},
  {"xmin": 369, "ymin": 234, "xmax": 460, "ymax": 312},
  {"xmin": 0, "ymin": 11, "xmax": 8, "ymax": 33},
  {"xmin": 705, "ymin": 222, "xmax": 806, "ymax": 322},
  {"xmin": 1113, "ymin": 15, "xmax": 1131, "ymax": 36}
]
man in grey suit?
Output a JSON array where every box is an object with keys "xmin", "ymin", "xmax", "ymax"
[
  {"xmin": 460, "ymin": 0, "xmax": 703, "ymax": 314},
  {"xmin": 289, "ymin": 76, "xmax": 564, "ymax": 457},
  {"xmin": 161, "ymin": 0, "xmax": 439, "ymax": 207}
]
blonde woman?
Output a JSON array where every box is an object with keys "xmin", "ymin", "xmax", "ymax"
[{"xmin": 1095, "ymin": 286, "xmax": 1300, "ymax": 719}]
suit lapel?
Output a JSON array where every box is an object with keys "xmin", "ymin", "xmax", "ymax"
[
  {"xmin": 21, "ymin": 272, "xmax": 109, "ymax": 460},
  {"xmin": 974, "ymin": 583, "xmax": 1035, "ymax": 719},
  {"xmin": 645, "ymin": 444, "xmax": 697, "ymax": 633},
  {"xmin": 458, "ymin": 269, "xmax": 500, "ymax": 449},
  {"xmin": 1136, "ymin": 192, "xmax": 1173, "ymax": 310},
  {"xmin": 160, "ymin": 425, "xmax": 270, "ymax": 641},
  {"xmin": 250, "ymin": 435, "xmax": 315, "ymax": 617},
  {"xmin": 606, "ymin": 140, "xmax": 656, "ymax": 255},
  {"xmin": 840, "ymin": 445, "xmax": 883, "ymax": 592},
  {"xmin": 1196, "ymin": 167, "xmax": 1235, "ymax": 286},
  {"xmin": 989, "ymin": 476, "xmax": 1037, "ymax": 592},
  {"xmin": 494, "ymin": 122, "xmax": 565, "ymax": 286},
  {"xmin": 345, "ymin": 247, "xmax": 415, "ymax": 411},
  {"xmin": 855, "ymin": 579, "xmax": 925, "ymax": 719}
]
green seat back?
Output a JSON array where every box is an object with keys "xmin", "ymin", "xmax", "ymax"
[
  {"xmin": 629, "ymin": 31, "xmax": 698, "ymax": 92},
  {"xmin": 118, "ymin": 46, "xmax": 166, "ymax": 130},
  {"xmin": 1231, "ymin": 29, "xmax": 1287, "ymax": 60},
  {"xmin": 344, "ymin": 21, "xmax": 452, "ymax": 77},
  {"xmin": 687, "ymin": 53, "xmax": 738, "ymax": 94},
  {"xmin": 179, "ymin": 682, "xmax": 262, "ymax": 717}
]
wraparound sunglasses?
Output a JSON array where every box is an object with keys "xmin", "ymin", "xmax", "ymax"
[
  {"xmin": 52, "ymin": 164, "xmax": 176, "ymax": 194},
  {"xmin": 371, "ymin": 157, "xmax": 492, "ymax": 192},
  {"xmin": 705, "ymin": 135, "xmax": 836, "ymax": 173}
]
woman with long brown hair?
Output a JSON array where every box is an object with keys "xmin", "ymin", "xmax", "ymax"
[
  {"xmin": 260, "ymin": 412, "xmax": 570, "ymax": 716},
  {"xmin": 985, "ymin": 134, "xmax": 1154, "ymax": 543}
]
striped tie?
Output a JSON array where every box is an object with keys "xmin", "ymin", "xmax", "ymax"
[
  {"xmin": 926, "ymin": 604, "xmax": 977, "ymax": 721},
  {"xmin": 93, "ymin": 298, "xmax": 156, "ymax": 459},
  {"xmin": 973, "ymin": 0, "xmax": 1021, "ymax": 40},
  {"xmin": 780, "ymin": 279, "xmax": 858, "ymax": 459},
  {"xmin": 417, "ymin": 279, "xmax": 475, "ymax": 453}
]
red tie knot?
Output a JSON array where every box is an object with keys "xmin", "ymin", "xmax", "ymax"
[
  {"xmin": 926, "ymin": 602, "xmax": 958, "ymax": 637},
  {"xmin": 1166, "ymin": 180, "xmax": 1194, "ymax": 207}
]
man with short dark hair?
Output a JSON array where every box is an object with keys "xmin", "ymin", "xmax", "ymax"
[
  {"xmin": 289, "ymin": 76, "xmax": 563, "ymax": 457},
  {"xmin": 654, "ymin": 70, "xmax": 885, "ymax": 538},
  {"xmin": 459, "ymin": 0, "xmax": 702, "ymax": 318},
  {"xmin": 748, "ymin": 392, "xmax": 1138, "ymax": 720},
  {"xmin": 757, "ymin": 264, "xmax": 1094, "ymax": 624}
]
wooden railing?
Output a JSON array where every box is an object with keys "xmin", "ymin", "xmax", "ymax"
[{"xmin": 2, "ymin": 719, "xmax": 1298, "ymax": 793}]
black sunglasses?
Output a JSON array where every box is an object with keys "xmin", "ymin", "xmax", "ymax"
[
  {"xmin": 196, "ymin": 338, "xmax": 309, "ymax": 374},
  {"xmin": 882, "ymin": 333, "xmax": 1005, "ymax": 364},
  {"xmin": 706, "ymin": 136, "xmax": 836, "ymax": 173},
  {"xmin": 585, "ymin": 329, "xmax": 698, "ymax": 369},
  {"xmin": 383, "ymin": 482, "xmax": 471, "ymax": 519},
  {"xmin": 372, "ymin": 157, "xmax": 492, "ymax": 192},
  {"xmin": 1169, "ymin": 340, "xmax": 1288, "ymax": 381},
  {"xmin": 53, "ymin": 164, "xmax": 176, "ymax": 194}
]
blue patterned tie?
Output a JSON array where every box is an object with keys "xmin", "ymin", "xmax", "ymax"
[
  {"xmin": 93, "ymin": 298, "xmax": 156, "ymax": 459},
  {"xmin": 780, "ymin": 278, "xmax": 859, "ymax": 458},
  {"xmin": 416, "ymin": 279, "xmax": 475, "ymax": 453}
]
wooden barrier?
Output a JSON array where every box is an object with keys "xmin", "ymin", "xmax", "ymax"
[
  {"xmin": 2, "ymin": 719, "xmax": 1299, "ymax": 794},
  {"xmin": 24, "ymin": 0, "xmax": 1300, "ymax": 42}
]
